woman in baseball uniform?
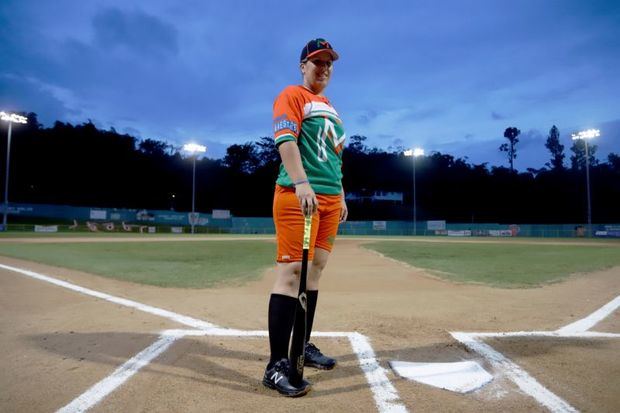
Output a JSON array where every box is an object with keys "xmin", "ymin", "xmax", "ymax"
[{"xmin": 263, "ymin": 38, "xmax": 348, "ymax": 397}]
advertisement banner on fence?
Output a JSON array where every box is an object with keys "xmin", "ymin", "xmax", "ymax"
[
  {"xmin": 373, "ymin": 221, "xmax": 387, "ymax": 230},
  {"xmin": 448, "ymin": 230, "xmax": 472, "ymax": 237},
  {"xmin": 596, "ymin": 225, "xmax": 620, "ymax": 238},
  {"xmin": 489, "ymin": 230, "xmax": 513, "ymax": 237},
  {"xmin": 34, "ymin": 225, "xmax": 58, "ymax": 233},
  {"xmin": 427, "ymin": 220, "xmax": 446, "ymax": 230},
  {"xmin": 212, "ymin": 209, "xmax": 231, "ymax": 219},
  {"xmin": 90, "ymin": 209, "xmax": 107, "ymax": 220}
]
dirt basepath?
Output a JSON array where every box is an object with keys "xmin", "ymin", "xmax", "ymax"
[{"xmin": 1, "ymin": 238, "xmax": 619, "ymax": 412}]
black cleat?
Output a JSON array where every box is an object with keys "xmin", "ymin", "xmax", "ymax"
[
  {"xmin": 262, "ymin": 358, "xmax": 312, "ymax": 397},
  {"xmin": 304, "ymin": 342, "xmax": 336, "ymax": 370}
]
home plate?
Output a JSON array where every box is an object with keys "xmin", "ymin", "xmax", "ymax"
[{"xmin": 389, "ymin": 360, "xmax": 493, "ymax": 393}]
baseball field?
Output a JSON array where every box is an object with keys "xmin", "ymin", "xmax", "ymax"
[{"xmin": 1, "ymin": 234, "xmax": 619, "ymax": 412}]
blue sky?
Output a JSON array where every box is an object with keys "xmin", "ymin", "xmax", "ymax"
[{"xmin": 1, "ymin": 0, "xmax": 619, "ymax": 169}]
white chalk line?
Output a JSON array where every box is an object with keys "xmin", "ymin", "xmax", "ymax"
[
  {"xmin": 0, "ymin": 263, "xmax": 218, "ymax": 330},
  {"xmin": 57, "ymin": 333, "xmax": 181, "ymax": 413},
  {"xmin": 348, "ymin": 332, "xmax": 408, "ymax": 413},
  {"xmin": 1, "ymin": 263, "xmax": 406, "ymax": 413},
  {"xmin": 162, "ymin": 329, "xmax": 408, "ymax": 412},
  {"xmin": 463, "ymin": 331, "xmax": 620, "ymax": 339},
  {"xmin": 557, "ymin": 295, "xmax": 620, "ymax": 334},
  {"xmin": 451, "ymin": 294, "xmax": 620, "ymax": 413},
  {"xmin": 451, "ymin": 332, "xmax": 577, "ymax": 413}
]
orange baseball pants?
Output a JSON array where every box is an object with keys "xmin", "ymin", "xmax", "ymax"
[{"xmin": 273, "ymin": 185, "xmax": 342, "ymax": 262}]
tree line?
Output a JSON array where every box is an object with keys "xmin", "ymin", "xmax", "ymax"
[{"xmin": 1, "ymin": 113, "xmax": 619, "ymax": 223}]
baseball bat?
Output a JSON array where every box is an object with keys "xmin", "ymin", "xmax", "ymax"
[{"xmin": 288, "ymin": 214, "xmax": 312, "ymax": 387}]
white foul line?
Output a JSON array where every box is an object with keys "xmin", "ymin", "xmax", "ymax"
[
  {"xmin": 57, "ymin": 333, "xmax": 181, "ymax": 413},
  {"xmin": 1, "ymin": 263, "xmax": 407, "ymax": 413},
  {"xmin": 451, "ymin": 332, "xmax": 577, "ymax": 413},
  {"xmin": 451, "ymin": 293, "xmax": 620, "ymax": 413},
  {"xmin": 0, "ymin": 263, "xmax": 218, "ymax": 330},
  {"xmin": 461, "ymin": 331, "xmax": 620, "ymax": 339},
  {"xmin": 557, "ymin": 295, "xmax": 620, "ymax": 334}
]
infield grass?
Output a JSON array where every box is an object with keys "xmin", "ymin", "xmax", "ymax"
[
  {"xmin": 0, "ymin": 241, "xmax": 274, "ymax": 288},
  {"xmin": 363, "ymin": 241, "xmax": 620, "ymax": 287}
]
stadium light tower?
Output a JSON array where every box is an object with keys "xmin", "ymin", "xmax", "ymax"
[
  {"xmin": 1, "ymin": 112, "xmax": 28, "ymax": 231},
  {"xmin": 183, "ymin": 143, "xmax": 207, "ymax": 234},
  {"xmin": 571, "ymin": 129, "xmax": 600, "ymax": 237},
  {"xmin": 404, "ymin": 148, "xmax": 424, "ymax": 235}
]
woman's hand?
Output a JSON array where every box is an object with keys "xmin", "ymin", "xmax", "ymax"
[
  {"xmin": 339, "ymin": 197, "xmax": 348, "ymax": 223},
  {"xmin": 295, "ymin": 182, "xmax": 318, "ymax": 217}
]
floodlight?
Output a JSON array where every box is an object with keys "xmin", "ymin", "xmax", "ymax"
[
  {"xmin": 183, "ymin": 143, "xmax": 207, "ymax": 153},
  {"xmin": 1, "ymin": 111, "xmax": 29, "ymax": 230}
]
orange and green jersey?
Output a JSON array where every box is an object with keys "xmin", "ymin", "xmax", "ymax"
[{"xmin": 272, "ymin": 85, "xmax": 345, "ymax": 195}]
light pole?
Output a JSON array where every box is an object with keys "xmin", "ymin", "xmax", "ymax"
[
  {"xmin": 183, "ymin": 143, "xmax": 207, "ymax": 234},
  {"xmin": 571, "ymin": 129, "xmax": 600, "ymax": 237},
  {"xmin": 404, "ymin": 148, "xmax": 424, "ymax": 236},
  {"xmin": 1, "ymin": 112, "xmax": 28, "ymax": 231}
]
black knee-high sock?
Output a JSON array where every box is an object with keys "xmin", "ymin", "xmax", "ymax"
[
  {"xmin": 305, "ymin": 290, "xmax": 319, "ymax": 342},
  {"xmin": 268, "ymin": 293, "xmax": 297, "ymax": 366}
]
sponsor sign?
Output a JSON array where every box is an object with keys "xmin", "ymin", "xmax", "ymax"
[
  {"xmin": 171, "ymin": 226, "xmax": 184, "ymax": 234},
  {"xmin": 447, "ymin": 230, "xmax": 472, "ymax": 237},
  {"xmin": 136, "ymin": 209, "xmax": 155, "ymax": 221},
  {"xmin": 373, "ymin": 221, "xmax": 387, "ymax": 230},
  {"xmin": 35, "ymin": 225, "xmax": 58, "ymax": 233},
  {"xmin": 427, "ymin": 220, "xmax": 446, "ymax": 230},
  {"xmin": 90, "ymin": 209, "xmax": 107, "ymax": 220},
  {"xmin": 212, "ymin": 209, "xmax": 231, "ymax": 219},
  {"xmin": 2, "ymin": 205, "xmax": 33, "ymax": 214},
  {"xmin": 489, "ymin": 230, "xmax": 513, "ymax": 237},
  {"xmin": 188, "ymin": 213, "xmax": 208, "ymax": 226},
  {"xmin": 148, "ymin": 226, "xmax": 156, "ymax": 233},
  {"xmin": 596, "ymin": 230, "xmax": 620, "ymax": 238},
  {"xmin": 157, "ymin": 214, "xmax": 185, "ymax": 223}
]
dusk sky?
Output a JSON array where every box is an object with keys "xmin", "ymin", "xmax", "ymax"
[{"xmin": 2, "ymin": 0, "xmax": 619, "ymax": 170}]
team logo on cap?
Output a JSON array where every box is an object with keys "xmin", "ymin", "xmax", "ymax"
[{"xmin": 317, "ymin": 39, "xmax": 331, "ymax": 49}]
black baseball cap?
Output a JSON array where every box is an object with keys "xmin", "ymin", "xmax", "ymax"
[{"xmin": 300, "ymin": 38, "xmax": 339, "ymax": 63}]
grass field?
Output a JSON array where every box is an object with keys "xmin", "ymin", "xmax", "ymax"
[
  {"xmin": 363, "ymin": 241, "xmax": 620, "ymax": 286},
  {"xmin": 1, "ymin": 237, "xmax": 619, "ymax": 288},
  {"xmin": 0, "ymin": 241, "xmax": 275, "ymax": 288}
]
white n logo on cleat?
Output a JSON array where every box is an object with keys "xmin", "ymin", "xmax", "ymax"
[{"xmin": 271, "ymin": 372, "xmax": 284, "ymax": 385}]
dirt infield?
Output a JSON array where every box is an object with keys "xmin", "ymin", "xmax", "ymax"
[{"xmin": 1, "ymin": 238, "xmax": 619, "ymax": 412}]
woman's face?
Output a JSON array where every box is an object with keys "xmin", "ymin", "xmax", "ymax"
[{"xmin": 301, "ymin": 51, "xmax": 334, "ymax": 94}]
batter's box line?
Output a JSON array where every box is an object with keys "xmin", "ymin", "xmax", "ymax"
[
  {"xmin": 0, "ymin": 263, "xmax": 407, "ymax": 413},
  {"xmin": 451, "ymin": 294, "xmax": 620, "ymax": 413}
]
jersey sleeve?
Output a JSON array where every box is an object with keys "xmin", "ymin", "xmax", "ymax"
[{"xmin": 273, "ymin": 87, "xmax": 303, "ymax": 147}]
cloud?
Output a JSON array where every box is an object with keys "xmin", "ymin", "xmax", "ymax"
[
  {"xmin": 0, "ymin": 73, "xmax": 80, "ymax": 124},
  {"xmin": 2, "ymin": 0, "xmax": 619, "ymax": 170},
  {"xmin": 515, "ymin": 81, "xmax": 589, "ymax": 105},
  {"xmin": 357, "ymin": 109, "xmax": 378, "ymax": 125},
  {"xmin": 92, "ymin": 8, "xmax": 179, "ymax": 58},
  {"xmin": 122, "ymin": 126, "xmax": 142, "ymax": 138}
]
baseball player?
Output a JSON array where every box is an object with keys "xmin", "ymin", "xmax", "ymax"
[{"xmin": 262, "ymin": 38, "xmax": 348, "ymax": 397}]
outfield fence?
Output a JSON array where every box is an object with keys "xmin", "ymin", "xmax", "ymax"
[{"xmin": 1, "ymin": 202, "xmax": 619, "ymax": 238}]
